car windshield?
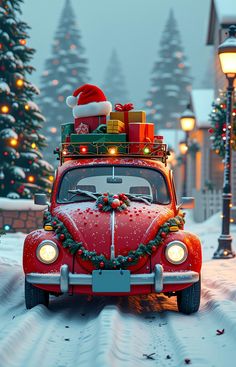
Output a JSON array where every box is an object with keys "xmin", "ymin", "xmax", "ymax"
[{"xmin": 58, "ymin": 166, "xmax": 170, "ymax": 204}]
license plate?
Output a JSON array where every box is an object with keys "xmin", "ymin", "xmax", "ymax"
[{"xmin": 92, "ymin": 270, "xmax": 130, "ymax": 293}]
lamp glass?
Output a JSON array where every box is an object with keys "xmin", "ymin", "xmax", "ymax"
[
  {"xmin": 180, "ymin": 117, "xmax": 195, "ymax": 132},
  {"xmin": 219, "ymin": 52, "xmax": 236, "ymax": 74},
  {"xmin": 179, "ymin": 142, "xmax": 188, "ymax": 155}
]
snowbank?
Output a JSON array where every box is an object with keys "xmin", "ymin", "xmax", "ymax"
[{"xmin": 0, "ymin": 197, "xmax": 47, "ymax": 211}]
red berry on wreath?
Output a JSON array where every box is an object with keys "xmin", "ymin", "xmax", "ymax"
[
  {"xmin": 161, "ymin": 232, "xmax": 167, "ymax": 238},
  {"xmin": 99, "ymin": 261, "xmax": 105, "ymax": 268},
  {"xmin": 103, "ymin": 193, "xmax": 108, "ymax": 196},
  {"xmin": 152, "ymin": 245, "xmax": 157, "ymax": 252},
  {"xmin": 59, "ymin": 234, "xmax": 65, "ymax": 241},
  {"xmin": 103, "ymin": 197, "xmax": 108, "ymax": 203},
  {"xmin": 78, "ymin": 249, "xmax": 83, "ymax": 255},
  {"xmin": 111, "ymin": 199, "xmax": 120, "ymax": 208},
  {"xmin": 128, "ymin": 257, "xmax": 133, "ymax": 262},
  {"xmin": 53, "ymin": 221, "xmax": 57, "ymax": 226},
  {"xmin": 98, "ymin": 204, "xmax": 103, "ymax": 209},
  {"xmin": 113, "ymin": 194, "xmax": 119, "ymax": 199}
]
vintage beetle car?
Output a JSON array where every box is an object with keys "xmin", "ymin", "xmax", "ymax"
[{"xmin": 23, "ymin": 145, "xmax": 202, "ymax": 314}]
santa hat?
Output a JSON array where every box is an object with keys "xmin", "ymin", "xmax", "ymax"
[{"xmin": 66, "ymin": 84, "xmax": 112, "ymax": 118}]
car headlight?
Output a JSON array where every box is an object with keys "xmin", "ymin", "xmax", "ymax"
[
  {"xmin": 165, "ymin": 241, "xmax": 188, "ymax": 264},
  {"xmin": 36, "ymin": 240, "xmax": 59, "ymax": 264}
]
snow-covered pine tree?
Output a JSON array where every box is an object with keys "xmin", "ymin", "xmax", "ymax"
[
  {"xmin": 0, "ymin": 0, "xmax": 53, "ymax": 199},
  {"xmin": 39, "ymin": 0, "xmax": 89, "ymax": 165},
  {"xmin": 145, "ymin": 9, "xmax": 192, "ymax": 131},
  {"xmin": 103, "ymin": 49, "xmax": 129, "ymax": 106}
]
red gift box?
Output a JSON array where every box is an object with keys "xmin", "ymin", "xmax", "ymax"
[
  {"xmin": 75, "ymin": 115, "xmax": 106, "ymax": 133},
  {"xmin": 129, "ymin": 123, "xmax": 154, "ymax": 153}
]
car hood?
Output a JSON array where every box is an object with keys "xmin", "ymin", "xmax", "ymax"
[{"xmin": 52, "ymin": 201, "xmax": 174, "ymax": 271}]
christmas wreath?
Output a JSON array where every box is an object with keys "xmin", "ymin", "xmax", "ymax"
[
  {"xmin": 43, "ymin": 211, "xmax": 185, "ymax": 270},
  {"xmin": 96, "ymin": 193, "xmax": 130, "ymax": 212},
  {"xmin": 209, "ymin": 92, "xmax": 236, "ymax": 158}
]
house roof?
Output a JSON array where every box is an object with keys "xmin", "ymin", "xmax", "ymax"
[
  {"xmin": 207, "ymin": 0, "xmax": 236, "ymax": 45},
  {"xmin": 191, "ymin": 89, "xmax": 214, "ymax": 128}
]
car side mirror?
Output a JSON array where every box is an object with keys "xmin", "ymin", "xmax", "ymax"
[
  {"xmin": 180, "ymin": 197, "xmax": 195, "ymax": 209},
  {"xmin": 34, "ymin": 193, "xmax": 48, "ymax": 206}
]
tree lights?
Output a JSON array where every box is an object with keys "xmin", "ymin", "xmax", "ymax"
[{"xmin": 0, "ymin": 0, "xmax": 53, "ymax": 199}]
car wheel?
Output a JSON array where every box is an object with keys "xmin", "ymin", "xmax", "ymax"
[
  {"xmin": 25, "ymin": 278, "xmax": 49, "ymax": 309},
  {"xmin": 176, "ymin": 277, "xmax": 201, "ymax": 315}
]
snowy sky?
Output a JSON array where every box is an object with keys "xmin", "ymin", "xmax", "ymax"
[{"xmin": 21, "ymin": 0, "xmax": 212, "ymax": 107}]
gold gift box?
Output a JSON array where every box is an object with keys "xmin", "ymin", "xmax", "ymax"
[
  {"xmin": 107, "ymin": 119, "xmax": 125, "ymax": 134},
  {"xmin": 110, "ymin": 111, "xmax": 146, "ymax": 124}
]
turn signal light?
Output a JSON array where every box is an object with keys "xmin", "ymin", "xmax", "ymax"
[{"xmin": 44, "ymin": 225, "xmax": 53, "ymax": 231}]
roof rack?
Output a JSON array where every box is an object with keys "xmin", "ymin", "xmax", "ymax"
[{"xmin": 59, "ymin": 142, "xmax": 169, "ymax": 165}]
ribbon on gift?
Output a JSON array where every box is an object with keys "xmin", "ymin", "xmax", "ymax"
[
  {"xmin": 115, "ymin": 103, "xmax": 134, "ymax": 112},
  {"xmin": 114, "ymin": 103, "xmax": 134, "ymax": 129}
]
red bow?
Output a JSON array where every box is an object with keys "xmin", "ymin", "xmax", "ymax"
[{"xmin": 115, "ymin": 103, "xmax": 134, "ymax": 112}]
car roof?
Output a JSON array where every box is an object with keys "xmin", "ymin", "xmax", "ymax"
[{"xmin": 57, "ymin": 158, "xmax": 170, "ymax": 177}]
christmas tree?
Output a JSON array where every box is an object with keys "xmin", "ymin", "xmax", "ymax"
[
  {"xmin": 39, "ymin": 0, "xmax": 89, "ymax": 165},
  {"xmin": 145, "ymin": 9, "xmax": 192, "ymax": 130},
  {"xmin": 0, "ymin": 0, "xmax": 53, "ymax": 199},
  {"xmin": 208, "ymin": 91, "xmax": 236, "ymax": 158},
  {"xmin": 102, "ymin": 49, "xmax": 129, "ymax": 106}
]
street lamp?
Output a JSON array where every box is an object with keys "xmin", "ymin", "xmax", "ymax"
[
  {"xmin": 180, "ymin": 105, "xmax": 196, "ymax": 196},
  {"xmin": 213, "ymin": 25, "xmax": 236, "ymax": 259}
]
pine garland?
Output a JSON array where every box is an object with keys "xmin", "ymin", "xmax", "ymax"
[
  {"xmin": 43, "ymin": 211, "xmax": 185, "ymax": 270},
  {"xmin": 209, "ymin": 92, "xmax": 236, "ymax": 158}
]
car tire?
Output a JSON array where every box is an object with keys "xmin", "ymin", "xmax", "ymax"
[
  {"xmin": 176, "ymin": 277, "xmax": 201, "ymax": 315},
  {"xmin": 25, "ymin": 278, "xmax": 49, "ymax": 309}
]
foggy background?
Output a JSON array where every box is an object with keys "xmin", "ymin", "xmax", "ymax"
[{"xmin": 22, "ymin": 0, "xmax": 212, "ymax": 107}]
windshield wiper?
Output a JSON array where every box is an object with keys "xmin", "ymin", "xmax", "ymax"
[
  {"xmin": 68, "ymin": 189, "xmax": 100, "ymax": 201},
  {"xmin": 125, "ymin": 193, "xmax": 152, "ymax": 205}
]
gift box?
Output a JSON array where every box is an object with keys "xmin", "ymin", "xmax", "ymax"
[
  {"xmin": 128, "ymin": 123, "xmax": 154, "ymax": 153},
  {"xmin": 154, "ymin": 135, "xmax": 164, "ymax": 144},
  {"xmin": 61, "ymin": 122, "xmax": 74, "ymax": 142},
  {"xmin": 70, "ymin": 133, "xmax": 127, "ymax": 153},
  {"xmin": 75, "ymin": 115, "xmax": 106, "ymax": 133},
  {"xmin": 110, "ymin": 111, "xmax": 146, "ymax": 133},
  {"xmin": 107, "ymin": 120, "xmax": 125, "ymax": 134},
  {"xmin": 76, "ymin": 122, "xmax": 89, "ymax": 134}
]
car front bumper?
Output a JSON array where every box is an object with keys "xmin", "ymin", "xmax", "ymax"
[{"xmin": 26, "ymin": 264, "xmax": 199, "ymax": 293}]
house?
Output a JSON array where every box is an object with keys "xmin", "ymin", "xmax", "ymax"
[
  {"xmin": 187, "ymin": 0, "xmax": 236, "ymax": 221},
  {"xmin": 187, "ymin": 89, "xmax": 223, "ymax": 195}
]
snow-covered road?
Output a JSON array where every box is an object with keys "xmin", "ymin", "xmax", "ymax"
[{"xmin": 0, "ymin": 212, "xmax": 236, "ymax": 367}]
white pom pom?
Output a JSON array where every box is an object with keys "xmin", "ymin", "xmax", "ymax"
[{"xmin": 66, "ymin": 95, "xmax": 77, "ymax": 108}]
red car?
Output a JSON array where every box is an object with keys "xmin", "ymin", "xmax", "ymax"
[{"xmin": 23, "ymin": 144, "xmax": 202, "ymax": 314}]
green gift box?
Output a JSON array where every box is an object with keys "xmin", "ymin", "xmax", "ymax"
[
  {"xmin": 61, "ymin": 122, "xmax": 75, "ymax": 142},
  {"xmin": 70, "ymin": 133, "xmax": 127, "ymax": 153}
]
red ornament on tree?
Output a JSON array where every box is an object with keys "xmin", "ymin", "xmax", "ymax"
[
  {"xmin": 99, "ymin": 261, "xmax": 105, "ymax": 268},
  {"xmin": 59, "ymin": 234, "xmax": 65, "ymax": 241}
]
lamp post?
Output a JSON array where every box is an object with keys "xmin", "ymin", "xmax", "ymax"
[
  {"xmin": 213, "ymin": 25, "xmax": 236, "ymax": 259},
  {"xmin": 180, "ymin": 105, "xmax": 196, "ymax": 197}
]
